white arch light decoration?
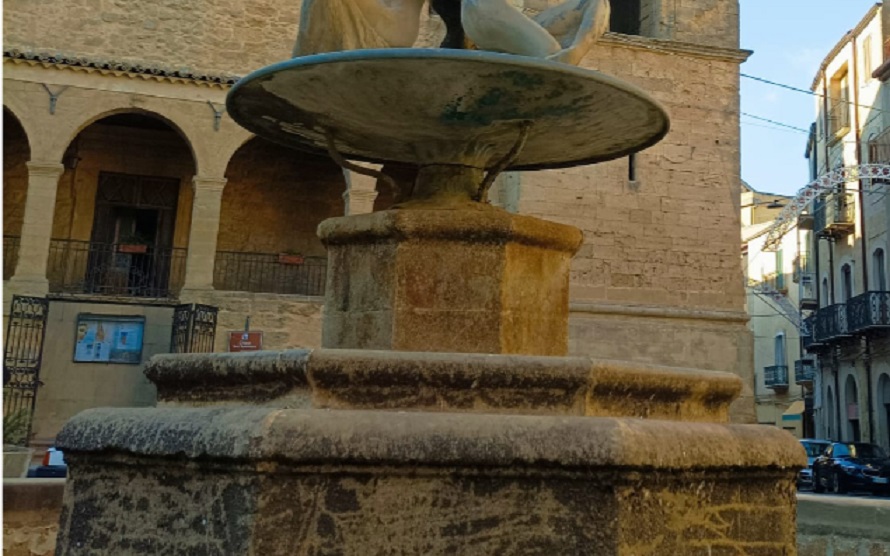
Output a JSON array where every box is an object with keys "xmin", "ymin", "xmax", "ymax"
[{"xmin": 762, "ymin": 164, "xmax": 890, "ymax": 252}]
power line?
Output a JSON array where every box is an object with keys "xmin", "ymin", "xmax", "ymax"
[
  {"xmin": 741, "ymin": 112, "xmax": 810, "ymax": 133},
  {"xmin": 741, "ymin": 73, "xmax": 887, "ymax": 115}
]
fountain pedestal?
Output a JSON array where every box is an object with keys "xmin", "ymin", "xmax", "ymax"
[{"xmin": 53, "ymin": 50, "xmax": 804, "ymax": 555}]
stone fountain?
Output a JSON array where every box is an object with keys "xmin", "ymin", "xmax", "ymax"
[{"xmin": 54, "ymin": 3, "xmax": 804, "ymax": 554}]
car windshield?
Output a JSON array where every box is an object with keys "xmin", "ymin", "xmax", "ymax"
[
  {"xmin": 847, "ymin": 444, "xmax": 888, "ymax": 459},
  {"xmin": 802, "ymin": 442, "xmax": 829, "ymax": 457}
]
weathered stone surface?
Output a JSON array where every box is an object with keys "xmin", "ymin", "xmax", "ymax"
[
  {"xmin": 3, "ymin": 479, "xmax": 65, "ymax": 556},
  {"xmin": 146, "ymin": 348, "xmax": 742, "ymax": 422},
  {"xmin": 54, "ymin": 407, "xmax": 804, "ymax": 555},
  {"xmin": 319, "ymin": 205, "xmax": 582, "ymax": 355}
]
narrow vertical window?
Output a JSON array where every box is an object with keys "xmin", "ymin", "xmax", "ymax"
[
  {"xmin": 863, "ymin": 35, "xmax": 874, "ymax": 80},
  {"xmin": 874, "ymin": 248, "xmax": 887, "ymax": 291},
  {"xmin": 842, "ymin": 264, "xmax": 853, "ymax": 302},
  {"xmin": 628, "ymin": 153, "xmax": 637, "ymax": 182}
]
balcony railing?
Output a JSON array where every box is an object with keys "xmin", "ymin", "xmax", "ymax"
[
  {"xmin": 4, "ymin": 235, "xmax": 20, "ymax": 280},
  {"xmin": 795, "ymin": 359, "xmax": 816, "ymax": 385},
  {"xmin": 814, "ymin": 193, "xmax": 855, "ymax": 239},
  {"xmin": 869, "ymin": 126, "xmax": 890, "ymax": 165},
  {"xmin": 814, "ymin": 303, "xmax": 850, "ymax": 342},
  {"xmin": 846, "ymin": 291, "xmax": 890, "ymax": 333},
  {"xmin": 828, "ymin": 99, "xmax": 851, "ymax": 137},
  {"xmin": 801, "ymin": 315, "xmax": 817, "ymax": 351},
  {"xmin": 764, "ymin": 365, "xmax": 789, "ymax": 390},
  {"xmin": 213, "ymin": 251, "xmax": 327, "ymax": 296},
  {"xmin": 47, "ymin": 239, "xmax": 186, "ymax": 299}
]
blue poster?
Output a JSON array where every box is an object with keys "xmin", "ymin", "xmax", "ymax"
[{"xmin": 74, "ymin": 315, "xmax": 145, "ymax": 364}]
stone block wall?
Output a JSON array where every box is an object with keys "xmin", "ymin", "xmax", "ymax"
[
  {"xmin": 180, "ymin": 289, "xmax": 325, "ymax": 352},
  {"xmin": 218, "ymin": 138, "xmax": 344, "ymax": 256}
]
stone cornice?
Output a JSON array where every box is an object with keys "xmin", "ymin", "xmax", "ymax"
[
  {"xmin": 25, "ymin": 161, "xmax": 65, "ymax": 177},
  {"xmin": 4, "ymin": 48, "xmax": 240, "ymax": 89},
  {"xmin": 600, "ymin": 33, "xmax": 752, "ymax": 64},
  {"xmin": 570, "ymin": 302, "xmax": 749, "ymax": 324}
]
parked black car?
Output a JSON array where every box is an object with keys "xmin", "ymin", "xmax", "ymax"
[
  {"xmin": 797, "ymin": 439, "xmax": 831, "ymax": 490},
  {"xmin": 812, "ymin": 442, "xmax": 890, "ymax": 494}
]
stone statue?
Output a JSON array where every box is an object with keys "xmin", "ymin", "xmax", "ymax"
[
  {"xmin": 293, "ymin": 0, "xmax": 427, "ymax": 56},
  {"xmin": 293, "ymin": 0, "xmax": 611, "ymax": 67},
  {"xmin": 463, "ymin": 0, "xmax": 611, "ymax": 65}
]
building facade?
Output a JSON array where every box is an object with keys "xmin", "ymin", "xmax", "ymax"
[
  {"xmin": 742, "ymin": 183, "xmax": 816, "ymax": 438},
  {"xmin": 3, "ymin": 0, "xmax": 754, "ymax": 448},
  {"xmin": 802, "ymin": 4, "xmax": 890, "ymax": 450}
]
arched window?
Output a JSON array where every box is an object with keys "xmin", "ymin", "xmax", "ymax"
[
  {"xmin": 774, "ymin": 332, "xmax": 786, "ymax": 368},
  {"xmin": 874, "ymin": 248, "xmax": 887, "ymax": 291}
]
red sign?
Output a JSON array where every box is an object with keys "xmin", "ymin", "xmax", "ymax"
[{"xmin": 229, "ymin": 331, "xmax": 263, "ymax": 352}]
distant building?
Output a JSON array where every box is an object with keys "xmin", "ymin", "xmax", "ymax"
[
  {"xmin": 742, "ymin": 183, "xmax": 816, "ymax": 438},
  {"xmin": 3, "ymin": 0, "xmax": 753, "ymax": 449},
  {"xmin": 802, "ymin": 4, "xmax": 890, "ymax": 450}
]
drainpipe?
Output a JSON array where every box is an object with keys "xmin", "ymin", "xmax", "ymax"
[
  {"xmin": 851, "ymin": 34, "xmax": 876, "ymax": 444},
  {"xmin": 830, "ymin": 240, "xmax": 842, "ymax": 440}
]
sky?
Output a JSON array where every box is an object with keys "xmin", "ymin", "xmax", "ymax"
[{"xmin": 740, "ymin": 0, "xmax": 879, "ymax": 196}]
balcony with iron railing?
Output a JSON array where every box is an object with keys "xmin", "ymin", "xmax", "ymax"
[
  {"xmin": 828, "ymin": 98, "xmax": 851, "ymax": 138},
  {"xmin": 47, "ymin": 239, "xmax": 187, "ymax": 299},
  {"xmin": 213, "ymin": 251, "xmax": 327, "ymax": 297},
  {"xmin": 846, "ymin": 291, "xmax": 890, "ymax": 334},
  {"xmin": 869, "ymin": 126, "xmax": 890, "ymax": 166},
  {"xmin": 813, "ymin": 193, "xmax": 855, "ymax": 239},
  {"xmin": 801, "ymin": 315, "xmax": 818, "ymax": 352},
  {"xmin": 764, "ymin": 365, "xmax": 789, "ymax": 391},
  {"xmin": 814, "ymin": 303, "xmax": 851, "ymax": 343},
  {"xmin": 4, "ymin": 235, "xmax": 20, "ymax": 280},
  {"xmin": 794, "ymin": 359, "xmax": 816, "ymax": 385}
]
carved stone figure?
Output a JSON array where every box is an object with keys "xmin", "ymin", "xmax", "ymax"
[
  {"xmin": 463, "ymin": 0, "xmax": 611, "ymax": 65},
  {"xmin": 293, "ymin": 0, "xmax": 611, "ymax": 67},
  {"xmin": 293, "ymin": 0, "xmax": 427, "ymax": 56}
]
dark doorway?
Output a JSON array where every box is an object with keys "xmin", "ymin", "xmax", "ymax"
[
  {"xmin": 86, "ymin": 172, "xmax": 180, "ymax": 297},
  {"xmin": 610, "ymin": 0, "xmax": 641, "ymax": 35}
]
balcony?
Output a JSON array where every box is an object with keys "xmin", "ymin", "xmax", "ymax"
[
  {"xmin": 869, "ymin": 126, "xmax": 890, "ymax": 165},
  {"xmin": 814, "ymin": 303, "xmax": 851, "ymax": 342},
  {"xmin": 794, "ymin": 359, "xmax": 816, "ymax": 385},
  {"xmin": 213, "ymin": 251, "xmax": 327, "ymax": 296},
  {"xmin": 814, "ymin": 193, "xmax": 855, "ymax": 239},
  {"xmin": 846, "ymin": 291, "xmax": 890, "ymax": 334},
  {"xmin": 4, "ymin": 235, "xmax": 20, "ymax": 280},
  {"xmin": 828, "ymin": 99, "xmax": 851, "ymax": 138},
  {"xmin": 764, "ymin": 365, "xmax": 789, "ymax": 391},
  {"xmin": 47, "ymin": 239, "xmax": 186, "ymax": 299}
]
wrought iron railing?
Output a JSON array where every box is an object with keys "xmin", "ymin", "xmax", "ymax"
[
  {"xmin": 3, "ymin": 235, "xmax": 20, "ymax": 280},
  {"xmin": 794, "ymin": 359, "xmax": 816, "ymax": 385},
  {"xmin": 213, "ymin": 251, "xmax": 327, "ymax": 296},
  {"xmin": 764, "ymin": 365, "xmax": 789, "ymax": 389},
  {"xmin": 846, "ymin": 291, "xmax": 890, "ymax": 333},
  {"xmin": 801, "ymin": 315, "xmax": 816, "ymax": 351},
  {"xmin": 813, "ymin": 193, "xmax": 855, "ymax": 236},
  {"xmin": 828, "ymin": 99, "xmax": 851, "ymax": 137},
  {"xmin": 47, "ymin": 239, "xmax": 186, "ymax": 298},
  {"xmin": 868, "ymin": 126, "xmax": 890, "ymax": 165},
  {"xmin": 814, "ymin": 303, "xmax": 850, "ymax": 342}
]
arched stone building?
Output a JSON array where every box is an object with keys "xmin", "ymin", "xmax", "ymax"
[{"xmin": 3, "ymin": 0, "xmax": 753, "ymax": 447}]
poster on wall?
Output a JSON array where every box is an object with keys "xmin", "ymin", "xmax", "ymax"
[
  {"xmin": 228, "ymin": 331, "xmax": 263, "ymax": 352},
  {"xmin": 73, "ymin": 314, "xmax": 145, "ymax": 364}
]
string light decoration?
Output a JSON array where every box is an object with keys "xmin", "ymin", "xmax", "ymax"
[{"xmin": 761, "ymin": 164, "xmax": 890, "ymax": 252}]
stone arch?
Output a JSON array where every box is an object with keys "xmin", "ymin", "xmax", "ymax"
[
  {"xmin": 878, "ymin": 373, "xmax": 890, "ymax": 450},
  {"xmin": 60, "ymin": 107, "xmax": 198, "ymax": 173},
  {"xmin": 214, "ymin": 136, "xmax": 345, "ymax": 294},
  {"xmin": 4, "ymin": 108, "xmax": 31, "ymax": 278},
  {"xmin": 844, "ymin": 373, "xmax": 861, "ymax": 442},
  {"xmin": 46, "ymin": 111, "xmax": 197, "ymax": 297}
]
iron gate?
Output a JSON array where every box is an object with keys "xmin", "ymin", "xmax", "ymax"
[
  {"xmin": 170, "ymin": 303, "xmax": 218, "ymax": 353},
  {"xmin": 3, "ymin": 295, "xmax": 49, "ymax": 446}
]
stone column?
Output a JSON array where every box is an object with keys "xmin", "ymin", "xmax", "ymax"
[
  {"xmin": 181, "ymin": 176, "xmax": 227, "ymax": 292},
  {"xmin": 341, "ymin": 168, "xmax": 379, "ymax": 215},
  {"xmin": 7, "ymin": 161, "xmax": 65, "ymax": 296}
]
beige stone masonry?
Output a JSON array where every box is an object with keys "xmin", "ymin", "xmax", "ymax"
[
  {"xmin": 7, "ymin": 161, "xmax": 65, "ymax": 296},
  {"xmin": 182, "ymin": 176, "xmax": 227, "ymax": 291}
]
